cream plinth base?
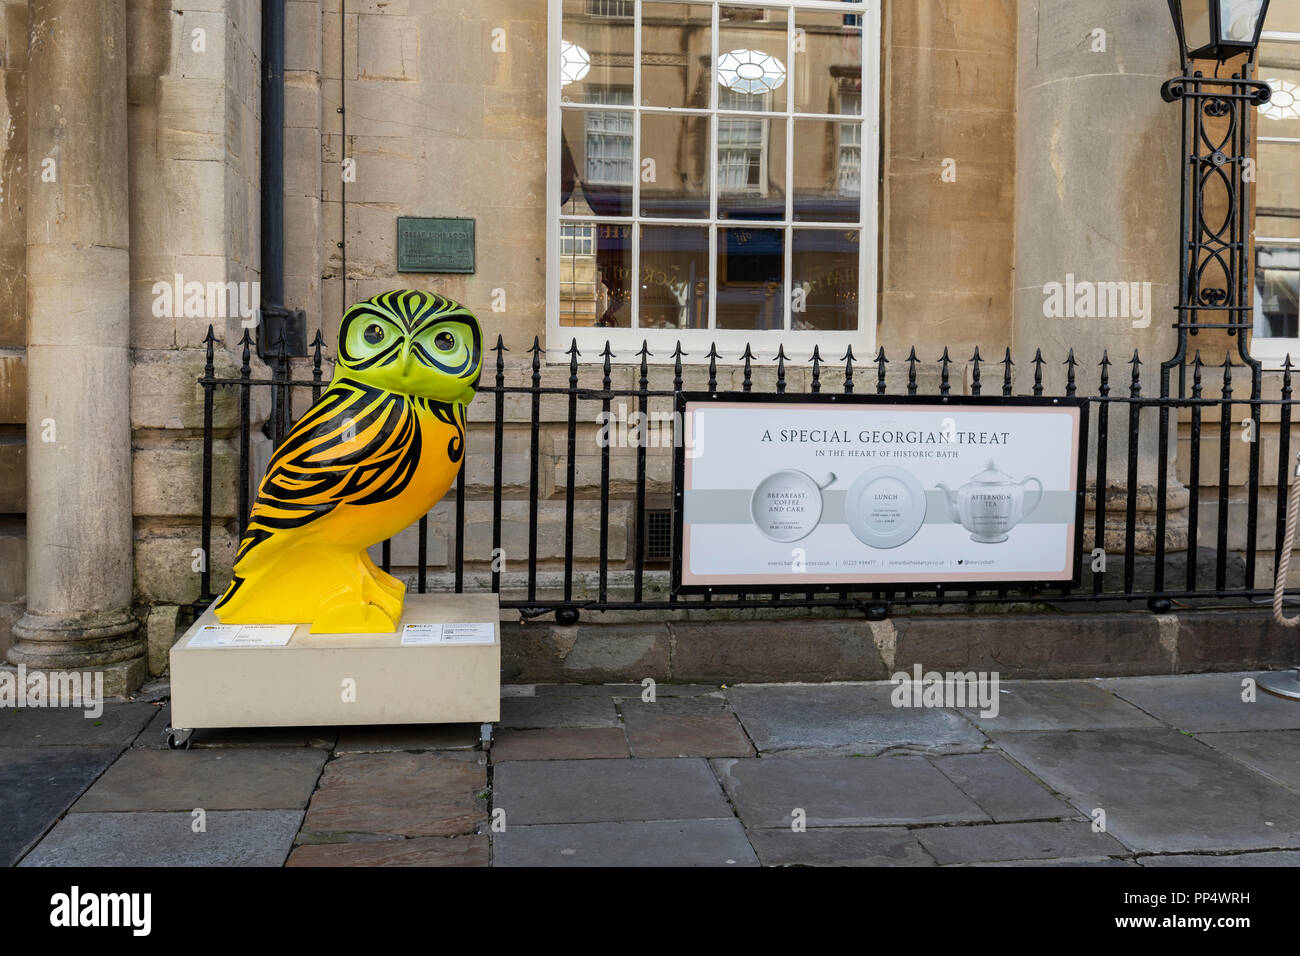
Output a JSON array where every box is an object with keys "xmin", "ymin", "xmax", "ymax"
[{"xmin": 169, "ymin": 594, "xmax": 501, "ymax": 730}]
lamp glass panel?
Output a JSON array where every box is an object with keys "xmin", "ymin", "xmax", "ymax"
[
  {"xmin": 1219, "ymin": 0, "xmax": 1266, "ymax": 43},
  {"xmin": 1184, "ymin": 2, "xmax": 1214, "ymax": 53}
]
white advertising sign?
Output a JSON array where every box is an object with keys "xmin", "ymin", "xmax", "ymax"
[{"xmin": 674, "ymin": 397, "xmax": 1086, "ymax": 590}]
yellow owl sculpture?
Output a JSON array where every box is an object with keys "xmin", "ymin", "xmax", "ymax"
[{"xmin": 214, "ymin": 290, "xmax": 483, "ymax": 633}]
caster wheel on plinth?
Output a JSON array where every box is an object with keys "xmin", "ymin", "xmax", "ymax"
[{"xmin": 165, "ymin": 727, "xmax": 193, "ymax": 750}]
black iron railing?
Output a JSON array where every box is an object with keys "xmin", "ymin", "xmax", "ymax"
[{"xmin": 192, "ymin": 326, "xmax": 1300, "ymax": 624}]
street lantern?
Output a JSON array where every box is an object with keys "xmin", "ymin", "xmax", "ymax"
[{"xmin": 1167, "ymin": 0, "xmax": 1271, "ymax": 64}]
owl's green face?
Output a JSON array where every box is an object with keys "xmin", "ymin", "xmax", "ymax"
[{"xmin": 334, "ymin": 290, "xmax": 483, "ymax": 404}]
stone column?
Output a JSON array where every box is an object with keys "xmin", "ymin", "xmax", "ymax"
[
  {"xmin": 8, "ymin": 0, "xmax": 144, "ymax": 692},
  {"xmin": 1014, "ymin": 0, "xmax": 1189, "ymax": 557}
]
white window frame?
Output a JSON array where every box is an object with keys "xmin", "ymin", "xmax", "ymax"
[
  {"xmin": 1249, "ymin": 29, "xmax": 1300, "ymax": 369},
  {"xmin": 547, "ymin": 0, "xmax": 880, "ymax": 364}
]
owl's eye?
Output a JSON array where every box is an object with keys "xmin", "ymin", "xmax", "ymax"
[
  {"xmin": 434, "ymin": 331, "xmax": 456, "ymax": 352},
  {"xmin": 364, "ymin": 324, "xmax": 385, "ymax": 345}
]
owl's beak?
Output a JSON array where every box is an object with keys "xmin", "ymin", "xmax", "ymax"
[{"xmin": 398, "ymin": 344, "xmax": 417, "ymax": 378}]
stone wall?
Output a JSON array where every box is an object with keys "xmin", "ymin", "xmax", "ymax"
[{"xmin": 0, "ymin": 0, "xmax": 25, "ymax": 658}]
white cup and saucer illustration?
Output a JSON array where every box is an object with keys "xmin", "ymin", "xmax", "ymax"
[
  {"xmin": 749, "ymin": 470, "xmax": 837, "ymax": 543},
  {"xmin": 937, "ymin": 459, "xmax": 1043, "ymax": 544}
]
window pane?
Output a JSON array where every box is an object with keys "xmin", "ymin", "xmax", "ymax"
[
  {"xmin": 718, "ymin": 5, "xmax": 788, "ymax": 113},
  {"xmin": 717, "ymin": 226, "xmax": 784, "ymax": 329},
  {"xmin": 560, "ymin": 222, "xmax": 633, "ymax": 328},
  {"xmin": 1254, "ymin": 244, "xmax": 1299, "ymax": 339},
  {"xmin": 792, "ymin": 229, "xmax": 858, "ymax": 330},
  {"xmin": 792, "ymin": 118, "xmax": 863, "ymax": 222},
  {"xmin": 561, "ymin": 104, "xmax": 634, "ymax": 217},
  {"xmin": 793, "ymin": 10, "xmax": 862, "ymax": 113},
  {"xmin": 640, "ymin": 113, "xmax": 711, "ymax": 217},
  {"xmin": 716, "ymin": 114, "xmax": 786, "ymax": 220},
  {"xmin": 561, "ymin": 0, "xmax": 636, "ymax": 104},
  {"xmin": 1257, "ymin": 57, "xmax": 1300, "ymax": 138},
  {"xmin": 642, "ymin": 2, "xmax": 713, "ymax": 108},
  {"xmin": 639, "ymin": 225, "xmax": 710, "ymax": 329}
]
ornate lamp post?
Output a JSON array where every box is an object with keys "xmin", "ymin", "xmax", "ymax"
[
  {"xmin": 1160, "ymin": 0, "xmax": 1272, "ymax": 360},
  {"xmin": 1163, "ymin": 3, "xmax": 1300, "ymax": 699}
]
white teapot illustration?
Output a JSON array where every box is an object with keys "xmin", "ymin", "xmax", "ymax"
[{"xmin": 936, "ymin": 460, "xmax": 1043, "ymax": 544}]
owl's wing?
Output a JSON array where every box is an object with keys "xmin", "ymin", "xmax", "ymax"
[{"xmin": 231, "ymin": 379, "xmax": 421, "ymax": 567}]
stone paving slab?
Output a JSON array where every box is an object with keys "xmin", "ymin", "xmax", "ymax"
[
  {"xmin": 915, "ymin": 821, "xmax": 1128, "ymax": 865},
  {"xmin": 72, "ymin": 748, "xmax": 328, "ymax": 812},
  {"xmin": 334, "ymin": 724, "xmax": 479, "ymax": 754},
  {"xmin": 286, "ymin": 835, "xmax": 489, "ymax": 867},
  {"xmin": 965, "ymin": 857, "xmax": 1138, "ymax": 867},
  {"xmin": 494, "ymin": 819, "xmax": 757, "ymax": 867},
  {"xmin": 1137, "ymin": 850, "xmax": 1300, "ymax": 866},
  {"xmin": 930, "ymin": 753, "xmax": 1074, "ymax": 822},
  {"xmin": 492, "ymin": 728, "xmax": 629, "ymax": 761},
  {"xmin": 0, "ymin": 701, "xmax": 158, "ymax": 747},
  {"xmin": 960, "ymin": 680, "xmax": 1161, "ymax": 732},
  {"xmin": 1099, "ymin": 673, "xmax": 1300, "ymax": 733},
  {"xmin": 0, "ymin": 746, "xmax": 119, "ymax": 866},
  {"xmin": 493, "ymin": 758, "xmax": 733, "ymax": 825},
  {"xmin": 620, "ymin": 697, "xmax": 754, "ymax": 758},
  {"xmin": 746, "ymin": 827, "xmax": 935, "ymax": 866},
  {"xmin": 499, "ymin": 695, "xmax": 621, "ymax": 730},
  {"xmin": 19, "ymin": 810, "xmax": 304, "ymax": 867},
  {"xmin": 1197, "ymin": 731, "xmax": 1300, "ymax": 792},
  {"xmin": 995, "ymin": 728, "xmax": 1300, "ymax": 853},
  {"xmin": 726, "ymin": 683, "xmax": 986, "ymax": 755},
  {"xmin": 300, "ymin": 751, "xmax": 486, "ymax": 839},
  {"xmin": 712, "ymin": 755, "xmax": 989, "ymax": 828}
]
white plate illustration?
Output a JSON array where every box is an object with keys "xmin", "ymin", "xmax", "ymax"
[
  {"xmin": 844, "ymin": 466, "xmax": 927, "ymax": 549},
  {"xmin": 749, "ymin": 470, "xmax": 835, "ymax": 543}
]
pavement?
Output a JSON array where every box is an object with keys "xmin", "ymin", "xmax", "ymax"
[{"xmin": 4, "ymin": 672, "xmax": 1300, "ymax": 867}]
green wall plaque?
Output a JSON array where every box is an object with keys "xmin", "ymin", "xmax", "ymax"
[{"xmin": 396, "ymin": 217, "xmax": 476, "ymax": 273}]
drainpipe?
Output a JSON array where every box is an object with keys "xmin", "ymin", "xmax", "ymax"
[{"xmin": 259, "ymin": 0, "xmax": 306, "ymax": 359}]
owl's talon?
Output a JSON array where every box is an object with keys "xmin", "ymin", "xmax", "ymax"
[
  {"xmin": 310, "ymin": 600, "xmax": 398, "ymax": 634},
  {"xmin": 361, "ymin": 552, "xmax": 406, "ymax": 600}
]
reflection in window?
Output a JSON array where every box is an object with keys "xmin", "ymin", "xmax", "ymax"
[
  {"xmin": 585, "ymin": 89, "xmax": 634, "ymax": 185},
  {"xmin": 1255, "ymin": 245, "xmax": 1299, "ymax": 340},
  {"xmin": 556, "ymin": 1, "xmax": 869, "ymax": 334},
  {"xmin": 1252, "ymin": 34, "xmax": 1300, "ymax": 353}
]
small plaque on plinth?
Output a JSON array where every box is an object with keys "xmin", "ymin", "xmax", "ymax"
[
  {"xmin": 188, "ymin": 623, "xmax": 296, "ymax": 648},
  {"xmin": 401, "ymin": 622, "xmax": 495, "ymax": 645}
]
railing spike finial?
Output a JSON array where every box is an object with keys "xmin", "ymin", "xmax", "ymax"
[
  {"xmin": 939, "ymin": 347, "xmax": 952, "ymax": 396},
  {"xmin": 567, "ymin": 337, "xmax": 581, "ymax": 359},
  {"xmin": 204, "ymin": 324, "xmax": 216, "ymax": 346},
  {"xmin": 970, "ymin": 346, "xmax": 983, "ymax": 396},
  {"xmin": 1129, "ymin": 349, "xmax": 1143, "ymax": 397},
  {"xmin": 905, "ymin": 346, "xmax": 919, "ymax": 396},
  {"xmin": 1192, "ymin": 351, "xmax": 1204, "ymax": 398},
  {"xmin": 494, "ymin": 333, "xmax": 508, "ymax": 354},
  {"xmin": 707, "ymin": 342, "xmax": 720, "ymax": 392},
  {"xmin": 810, "ymin": 345, "xmax": 822, "ymax": 394},
  {"xmin": 600, "ymin": 340, "xmax": 614, "ymax": 360},
  {"xmin": 741, "ymin": 343, "xmax": 754, "ymax": 393},
  {"xmin": 1064, "ymin": 348, "xmax": 1077, "ymax": 397},
  {"xmin": 1001, "ymin": 347, "xmax": 1014, "ymax": 397},
  {"xmin": 673, "ymin": 340, "xmax": 685, "ymax": 392},
  {"xmin": 875, "ymin": 346, "xmax": 888, "ymax": 395},
  {"xmin": 775, "ymin": 344, "xmax": 788, "ymax": 394},
  {"xmin": 1032, "ymin": 348, "xmax": 1044, "ymax": 396},
  {"xmin": 842, "ymin": 344, "xmax": 855, "ymax": 394}
]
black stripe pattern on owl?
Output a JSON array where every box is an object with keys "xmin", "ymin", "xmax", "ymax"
[{"xmin": 214, "ymin": 290, "xmax": 483, "ymax": 627}]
